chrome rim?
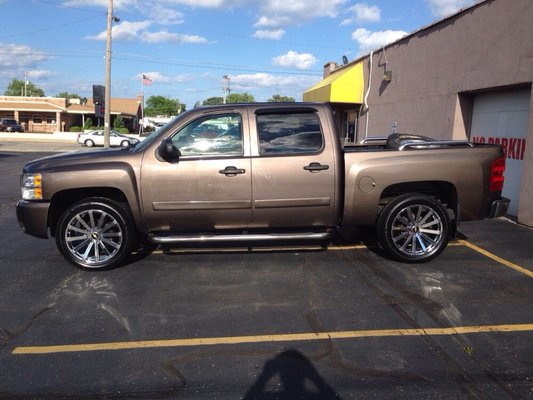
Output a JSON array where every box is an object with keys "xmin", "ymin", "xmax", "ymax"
[
  {"xmin": 64, "ymin": 209, "xmax": 123, "ymax": 266},
  {"xmin": 391, "ymin": 204, "xmax": 444, "ymax": 257}
]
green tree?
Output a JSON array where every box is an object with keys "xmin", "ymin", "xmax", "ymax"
[
  {"xmin": 4, "ymin": 78, "xmax": 45, "ymax": 97},
  {"xmin": 268, "ymin": 94, "xmax": 295, "ymax": 102},
  {"xmin": 227, "ymin": 92, "xmax": 254, "ymax": 103},
  {"xmin": 144, "ymin": 95, "xmax": 182, "ymax": 117},
  {"xmin": 113, "ymin": 115, "xmax": 125, "ymax": 129},
  {"xmin": 203, "ymin": 97, "xmax": 224, "ymax": 105}
]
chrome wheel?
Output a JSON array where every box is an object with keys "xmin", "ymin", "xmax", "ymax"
[
  {"xmin": 64, "ymin": 209, "xmax": 123, "ymax": 266},
  {"xmin": 56, "ymin": 198, "xmax": 135, "ymax": 270},
  {"xmin": 390, "ymin": 204, "xmax": 444, "ymax": 257},
  {"xmin": 377, "ymin": 194, "xmax": 450, "ymax": 263}
]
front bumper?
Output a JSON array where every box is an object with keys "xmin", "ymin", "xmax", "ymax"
[
  {"xmin": 16, "ymin": 200, "xmax": 50, "ymax": 238},
  {"xmin": 489, "ymin": 197, "xmax": 510, "ymax": 219}
]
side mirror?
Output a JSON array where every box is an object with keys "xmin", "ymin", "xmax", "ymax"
[{"xmin": 158, "ymin": 138, "xmax": 181, "ymax": 161}]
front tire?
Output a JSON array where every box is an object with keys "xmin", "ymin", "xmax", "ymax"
[
  {"xmin": 55, "ymin": 198, "xmax": 136, "ymax": 270},
  {"xmin": 377, "ymin": 194, "xmax": 450, "ymax": 263}
]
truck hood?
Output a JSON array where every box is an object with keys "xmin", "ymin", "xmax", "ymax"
[{"xmin": 22, "ymin": 148, "xmax": 133, "ymax": 173}]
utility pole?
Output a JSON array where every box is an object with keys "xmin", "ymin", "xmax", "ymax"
[
  {"xmin": 222, "ymin": 75, "xmax": 231, "ymax": 104},
  {"xmin": 104, "ymin": 0, "xmax": 113, "ymax": 148}
]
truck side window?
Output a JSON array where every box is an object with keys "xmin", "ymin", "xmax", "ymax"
[
  {"xmin": 171, "ymin": 113, "xmax": 243, "ymax": 157},
  {"xmin": 257, "ymin": 112, "xmax": 323, "ymax": 155}
]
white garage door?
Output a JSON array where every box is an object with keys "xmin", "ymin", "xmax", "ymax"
[{"xmin": 470, "ymin": 88, "xmax": 530, "ymax": 216}]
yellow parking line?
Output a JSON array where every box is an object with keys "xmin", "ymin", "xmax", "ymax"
[
  {"xmin": 458, "ymin": 240, "xmax": 533, "ymax": 279},
  {"xmin": 12, "ymin": 323, "xmax": 533, "ymax": 355}
]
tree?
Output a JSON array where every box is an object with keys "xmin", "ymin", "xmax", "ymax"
[
  {"xmin": 113, "ymin": 115, "xmax": 125, "ymax": 130},
  {"xmin": 227, "ymin": 92, "xmax": 254, "ymax": 103},
  {"xmin": 144, "ymin": 95, "xmax": 182, "ymax": 117},
  {"xmin": 56, "ymin": 92, "xmax": 81, "ymax": 100},
  {"xmin": 268, "ymin": 94, "xmax": 295, "ymax": 102},
  {"xmin": 203, "ymin": 97, "xmax": 224, "ymax": 105},
  {"xmin": 4, "ymin": 78, "xmax": 45, "ymax": 97}
]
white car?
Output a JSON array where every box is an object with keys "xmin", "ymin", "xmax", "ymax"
[{"xmin": 77, "ymin": 130, "xmax": 140, "ymax": 147}]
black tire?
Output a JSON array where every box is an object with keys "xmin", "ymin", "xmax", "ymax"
[
  {"xmin": 120, "ymin": 140, "xmax": 129, "ymax": 147},
  {"xmin": 85, "ymin": 139, "xmax": 94, "ymax": 147},
  {"xmin": 55, "ymin": 198, "xmax": 136, "ymax": 270},
  {"xmin": 377, "ymin": 193, "xmax": 450, "ymax": 263}
]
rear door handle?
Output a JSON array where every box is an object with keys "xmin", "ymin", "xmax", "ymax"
[
  {"xmin": 304, "ymin": 162, "xmax": 329, "ymax": 172},
  {"xmin": 219, "ymin": 166, "xmax": 246, "ymax": 177}
]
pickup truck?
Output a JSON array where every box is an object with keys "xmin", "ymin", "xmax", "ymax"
[{"xmin": 16, "ymin": 103, "xmax": 509, "ymax": 270}]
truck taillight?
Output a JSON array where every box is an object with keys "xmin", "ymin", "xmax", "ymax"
[{"xmin": 490, "ymin": 157, "xmax": 505, "ymax": 192}]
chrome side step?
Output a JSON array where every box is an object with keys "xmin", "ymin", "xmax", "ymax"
[{"xmin": 148, "ymin": 231, "xmax": 333, "ymax": 244}]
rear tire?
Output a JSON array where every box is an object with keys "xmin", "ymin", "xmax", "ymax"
[
  {"xmin": 55, "ymin": 198, "xmax": 136, "ymax": 270},
  {"xmin": 377, "ymin": 193, "xmax": 450, "ymax": 263},
  {"xmin": 85, "ymin": 139, "xmax": 94, "ymax": 147}
]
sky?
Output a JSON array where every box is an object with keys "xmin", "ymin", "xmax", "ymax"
[{"xmin": 0, "ymin": 0, "xmax": 480, "ymax": 109}]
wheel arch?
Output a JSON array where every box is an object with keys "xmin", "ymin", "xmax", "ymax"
[
  {"xmin": 379, "ymin": 181, "xmax": 458, "ymax": 235},
  {"xmin": 49, "ymin": 188, "xmax": 132, "ymax": 237}
]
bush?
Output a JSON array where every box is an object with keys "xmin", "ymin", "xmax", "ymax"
[
  {"xmin": 69, "ymin": 126, "xmax": 81, "ymax": 132},
  {"xmin": 116, "ymin": 128, "xmax": 130, "ymax": 134}
]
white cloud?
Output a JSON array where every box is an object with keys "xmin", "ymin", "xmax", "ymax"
[
  {"xmin": 342, "ymin": 3, "xmax": 381, "ymax": 25},
  {"xmin": 147, "ymin": 5, "xmax": 185, "ymax": 25},
  {"xmin": 141, "ymin": 31, "xmax": 208, "ymax": 44},
  {"xmin": 134, "ymin": 72, "xmax": 195, "ymax": 84},
  {"xmin": 231, "ymin": 73, "xmax": 320, "ymax": 92},
  {"xmin": 352, "ymin": 28, "xmax": 408, "ymax": 53},
  {"xmin": 85, "ymin": 20, "xmax": 152, "ymax": 41},
  {"xmin": 26, "ymin": 70, "xmax": 56, "ymax": 80},
  {"xmin": 0, "ymin": 43, "xmax": 50, "ymax": 69},
  {"xmin": 86, "ymin": 20, "xmax": 208, "ymax": 44},
  {"xmin": 255, "ymin": 0, "xmax": 346, "ymax": 28},
  {"xmin": 426, "ymin": 0, "xmax": 477, "ymax": 18},
  {"xmin": 253, "ymin": 29, "xmax": 285, "ymax": 40},
  {"xmin": 272, "ymin": 51, "xmax": 317, "ymax": 70}
]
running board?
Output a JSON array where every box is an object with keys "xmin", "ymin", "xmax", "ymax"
[{"xmin": 147, "ymin": 231, "xmax": 333, "ymax": 244}]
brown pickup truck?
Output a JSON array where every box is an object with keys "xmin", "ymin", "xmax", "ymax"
[{"xmin": 17, "ymin": 103, "xmax": 509, "ymax": 269}]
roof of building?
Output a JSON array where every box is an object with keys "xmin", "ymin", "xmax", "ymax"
[{"xmin": 0, "ymin": 95, "xmax": 141, "ymax": 116}]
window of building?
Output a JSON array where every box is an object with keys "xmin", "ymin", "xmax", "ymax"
[
  {"xmin": 33, "ymin": 114, "xmax": 43, "ymax": 124},
  {"xmin": 46, "ymin": 115, "xmax": 55, "ymax": 124}
]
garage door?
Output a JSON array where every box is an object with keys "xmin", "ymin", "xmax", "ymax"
[{"xmin": 470, "ymin": 88, "xmax": 530, "ymax": 216}]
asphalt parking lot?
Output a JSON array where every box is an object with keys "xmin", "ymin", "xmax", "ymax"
[{"xmin": 1, "ymin": 142, "xmax": 532, "ymax": 399}]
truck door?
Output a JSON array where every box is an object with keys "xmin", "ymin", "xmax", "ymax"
[
  {"xmin": 250, "ymin": 110, "xmax": 337, "ymax": 228},
  {"xmin": 140, "ymin": 112, "xmax": 252, "ymax": 232}
]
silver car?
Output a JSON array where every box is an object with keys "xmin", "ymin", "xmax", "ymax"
[{"xmin": 77, "ymin": 130, "xmax": 140, "ymax": 147}]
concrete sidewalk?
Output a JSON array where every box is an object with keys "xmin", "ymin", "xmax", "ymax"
[{"xmin": 0, "ymin": 131, "xmax": 78, "ymax": 143}]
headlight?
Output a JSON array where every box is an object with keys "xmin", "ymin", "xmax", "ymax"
[{"xmin": 21, "ymin": 173, "xmax": 43, "ymax": 200}]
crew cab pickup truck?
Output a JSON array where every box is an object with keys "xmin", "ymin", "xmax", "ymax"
[{"xmin": 16, "ymin": 103, "xmax": 509, "ymax": 270}]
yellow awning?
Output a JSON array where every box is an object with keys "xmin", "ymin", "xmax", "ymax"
[{"xmin": 303, "ymin": 62, "xmax": 364, "ymax": 104}]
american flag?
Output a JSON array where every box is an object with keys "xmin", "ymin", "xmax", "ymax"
[{"xmin": 142, "ymin": 74, "xmax": 152, "ymax": 86}]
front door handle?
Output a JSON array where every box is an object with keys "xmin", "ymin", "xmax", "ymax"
[
  {"xmin": 219, "ymin": 166, "xmax": 246, "ymax": 177},
  {"xmin": 304, "ymin": 162, "xmax": 329, "ymax": 172}
]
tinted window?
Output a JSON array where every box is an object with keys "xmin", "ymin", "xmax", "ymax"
[
  {"xmin": 257, "ymin": 112, "xmax": 323, "ymax": 155},
  {"xmin": 171, "ymin": 113, "xmax": 243, "ymax": 157}
]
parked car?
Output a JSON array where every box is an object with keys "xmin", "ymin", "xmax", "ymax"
[
  {"xmin": 77, "ymin": 130, "xmax": 140, "ymax": 147},
  {"xmin": 0, "ymin": 118, "xmax": 24, "ymax": 132}
]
